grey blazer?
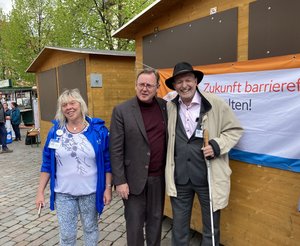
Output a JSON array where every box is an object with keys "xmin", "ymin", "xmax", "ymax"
[{"xmin": 109, "ymin": 97, "xmax": 167, "ymax": 195}]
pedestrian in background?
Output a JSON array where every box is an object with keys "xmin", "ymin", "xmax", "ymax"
[
  {"xmin": 35, "ymin": 89, "xmax": 112, "ymax": 246},
  {"xmin": 3, "ymin": 102, "xmax": 11, "ymax": 119},
  {"xmin": 11, "ymin": 102, "xmax": 21, "ymax": 141},
  {"xmin": 110, "ymin": 68, "xmax": 167, "ymax": 246},
  {"xmin": 3, "ymin": 102, "xmax": 13, "ymax": 144},
  {"xmin": 0, "ymin": 101, "xmax": 13, "ymax": 153}
]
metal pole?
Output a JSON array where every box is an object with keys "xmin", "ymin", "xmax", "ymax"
[{"xmin": 204, "ymin": 130, "xmax": 215, "ymax": 246}]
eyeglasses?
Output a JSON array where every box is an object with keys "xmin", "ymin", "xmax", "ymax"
[{"xmin": 136, "ymin": 83, "xmax": 158, "ymax": 90}]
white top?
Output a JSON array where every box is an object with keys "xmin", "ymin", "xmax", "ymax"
[{"xmin": 54, "ymin": 125, "xmax": 97, "ymax": 196}]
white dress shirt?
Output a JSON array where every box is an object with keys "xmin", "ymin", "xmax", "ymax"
[{"xmin": 178, "ymin": 92, "xmax": 201, "ymax": 139}]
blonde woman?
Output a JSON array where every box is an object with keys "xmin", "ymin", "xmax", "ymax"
[{"xmin": 36, "ymin": 89, "xmax": 112, "ymax": 245}]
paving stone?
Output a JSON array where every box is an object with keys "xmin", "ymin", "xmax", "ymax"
[
  {"xmin": 161, "ymin": 237, "xmax": 172, "ymax": 246},
  {"xmin": 115, "ymin": 224, "xmax": 126, "ymax": 233},
  {"xmin": 12, "ymin": 207, "xmax": 28, "ymax": 216},
  {"xmin": 41, "ymin": 225, "xmax": 56, "ymax": 233},
  {"xmin": 23, "ymin": 220, "xmax": 41, "ymax": 229},
  {"xmin": 101, "ymin": 213, "xmax": 120, "ymax": 224},
  {"xmin": 111, "ymin": 237, "xmax": 127, "ymax": 246},
  {"xmin": 13, "ymin": 232, "xmax": 30, "ymax": 242},
  {"xmin": 162, "ymin": 217, "xmax": 172, "ymax": 232},
  {"xmin": 0, "ymin": 236, "xmax": 12, "ymax": 245},
  {"xmin": 114, "ymin": 215, "xmax": 125, "ymax": 223},
  {"xmin": 5, "ymin": 224, "xmax": 23, "ymax": 233},
  {"xmin": 104, "ymin": 231, "xmax": 123, "ymax": 242},
  {"xmin": 42, "ymin": 236, "xmax": 59, "ymax": 246},
  {"xmin": 18, "ymin": 220, "xmax": 31, "ymax": 226},
  {"xmin": 40, "ymin": 229, "xmax": 58, "ymax": 240},
  {"xmin": 99, "ymin": 240, "xmax": 113, "ymax": 246},
  {"xmin": 15, "ymin": 214, "xmax": 32, "ymax": 221},
  {"xmin": 26, "ymin": 237, "xmax": 47, "ymax": 246},
  {"xmin": 0, "ymin": 213, "xmax": 16, "ymax": 223},
  {"xmin": 25, "ymin": 231, "xmax": 45, "ymax": 242},
  {"xmin": 15, "ymin": 242, "xmax": 30, "ymax": 246},
  {"xmin": 0, "ymin": 231, "xmax": 9, "ymax": 239},
  {"xmin": 27, "ymin": 226, "xmax": 43, "ymax": 234},
  {"xmin": 36, "ymin": 220, "xmax": 52, "ymax": 228},
  {"xmin": 99, "ymin": 230, "xmax": 109, "ymax": 240},
  {"xmin": 2, "ymin": 241, "xmax": 16, "ymax": 246},
  {"xmin": 2, "ymin": 219, "xmax": 20, "ymax": 227},
  {"xmin": 103, "ymin": 222, "xmax": 121, "ymax": 232}
]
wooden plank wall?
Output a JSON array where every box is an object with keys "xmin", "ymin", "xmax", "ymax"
[
  {"xmin": 36, "ymin": 51, "xmax": 87, "ymax": 75},
  {"xmin": 39, "ymin": 120, "xmax": 52, "ymax": 146},
  {"xmin": 88, "ymin": 55, "xmax": 136, "ymax": 127},
  {"xmin": 37, "ymin": 51, "xmax": 88, "ymax": 145},
  {"xmin": 131, "ymin": 0, "xmax": 300, "ymax": 245},
  {"xmin": 37, "ymin": 52, "xmax": 135, "ymax": 145},
  {"xmin": 225, "ymin": 161, "xmax": 300, "ymax": 246}
]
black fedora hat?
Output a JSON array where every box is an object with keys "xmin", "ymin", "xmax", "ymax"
[{"xmin": 165, "ymin": 62, "xmax": 204, "ymax": 90}]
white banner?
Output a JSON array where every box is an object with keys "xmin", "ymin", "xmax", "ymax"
[
  {"xmin": 33, "ymin": 99, "xmax": 40, "ymax": 129},
  {"xmin": 199, "ymin": 68, "xmax": 300, "ymax": 172}
]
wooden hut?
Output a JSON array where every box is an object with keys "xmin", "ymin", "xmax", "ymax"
[
  {"xmin": 26, "ymin": 46, "xmax": 135, "ymax": 144},
  {"xmin": 113, "ymin": 0, "xmax": 300, "ymax": 245}
]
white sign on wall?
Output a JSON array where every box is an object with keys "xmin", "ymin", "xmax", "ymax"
[{"xmin": 0, "ymin": 79, "xmax": 12, "ymax": 88}]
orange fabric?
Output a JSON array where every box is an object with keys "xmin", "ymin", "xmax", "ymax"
[{"xmin": 158, "ymin": 53, "xmax": 300, "ymax": 97}]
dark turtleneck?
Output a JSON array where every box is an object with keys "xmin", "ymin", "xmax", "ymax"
[{"xmin": 137, "ymin": 97, "xmax": 166, "ymax": 176}]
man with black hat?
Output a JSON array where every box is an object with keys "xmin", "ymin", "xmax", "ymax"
[{"xmin": 165, "ymin": 62, "xmax": 243, "ymax": 246}]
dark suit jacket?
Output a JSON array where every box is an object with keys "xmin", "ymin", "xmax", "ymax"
[{"xmin": 109, "ymin": 96, "xmax": 167, "ymax": 195}]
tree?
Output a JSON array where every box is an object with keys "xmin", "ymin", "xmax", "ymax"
[
  {"xmin": 0, "ymin": 10, "xmax": 12, "ymax": 80},
  {"xmin": 51, "ymin": 0, "xmax": 154, "ymax": 50},
  {"xmin": 1, "ymin": 0, "xmax": 56, "ymax": 84},
  {"xmin": 0, "ymin": 0, "xmax": 155, "ymax": 85}
]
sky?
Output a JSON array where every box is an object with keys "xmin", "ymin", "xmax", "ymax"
[{"xmin": 0, "ymin": 0, "xmax": 12, "ymax": 14}]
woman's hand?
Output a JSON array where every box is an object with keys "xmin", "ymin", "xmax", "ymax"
[
  {"xmin": 35, "ymin": 172, "xmax": 50, "ymax": 210},
  {"xmin": 35, "ymin": 191, "xmax": 45, "ymax": 209},
  {"xmin": 103, "ymin": 187, "xmax": 112, "ymax": 205}
]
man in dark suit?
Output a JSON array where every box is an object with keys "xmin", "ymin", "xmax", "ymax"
[{"xmin": 110, "ymin": 68, "xmax": 167, "ymax": 246}]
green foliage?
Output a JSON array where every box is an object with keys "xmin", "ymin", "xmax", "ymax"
[
  {"xmin": 0, "ymin": 0, "xmax": 55, "ymax": 84},
  {"xmin": 0, "ymin": 0, "xmax": 155, "ymax": 85}
]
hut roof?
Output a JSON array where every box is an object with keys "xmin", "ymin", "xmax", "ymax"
[
  {"xmin": 26, "ymin": 46, "xmax": 135, "ymax": 73},
  {"xmin": 112, "ymin": 0, "xmax": 181, "ymax": 39}
]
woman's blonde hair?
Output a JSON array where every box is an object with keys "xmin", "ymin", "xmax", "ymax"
[{"xmin": 55, "ymin": 88, "xmax": 88, "ymax": 127}]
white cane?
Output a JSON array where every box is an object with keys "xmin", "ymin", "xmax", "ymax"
[{"xmin": 204, "ymin": 130, "xmax": 215, "ymax": 246}]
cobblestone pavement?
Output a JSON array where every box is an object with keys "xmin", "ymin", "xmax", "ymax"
[{"xmin": 0, "ymin": 129, "xmax": 202, "ymax": 245}]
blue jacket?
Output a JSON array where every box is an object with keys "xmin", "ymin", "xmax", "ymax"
[
  {"xmin": 11, "ymin": 107, "xmax": 21, "ymax": 125},
  {"xmin": 41, "ymin": 116, "xmax": 111, "ymax": 214},
  {"xmin": 5, "ymin": 109, "xmax": 11, "ymax": 117}
]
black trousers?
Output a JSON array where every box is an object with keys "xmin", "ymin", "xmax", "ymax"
[
  {"xmin": 171, "ymin": 181, "xmax": 221, "ymax": 246},
  {"xmin": 12, "ymin": 123, "xmax": 21, "ymax": 140},
  {"xmin": 0, "ymin": 122, "xmax": 8, "ymax": 148},
  {"xmin": 123, "ymin": 175, "xmax": 165, "ymax": 246}
]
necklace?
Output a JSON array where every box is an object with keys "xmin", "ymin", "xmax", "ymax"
[{"xmin": 68, "ymin": 121, "xmax": 86, "ymax": 132}]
